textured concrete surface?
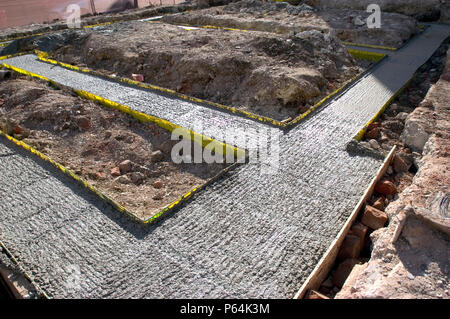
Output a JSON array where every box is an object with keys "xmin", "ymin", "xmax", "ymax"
[{"xmin": 0, "ymin": 24, "xmax": 449, "ymax": 298}]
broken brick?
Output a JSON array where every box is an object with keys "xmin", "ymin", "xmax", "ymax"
[
  {"xmin": 131, "ymin": 74, "xmax": 144, "ymax": 82},
  {"xmin": 362, "ymin": 205, "xmax": 388, "ymax": 229},
  {"xmin": 111, "ymin": 167, "xmax": 121, "ymax": 177},
  {"xmin": 374, "ymin": 180, "xmax": 397, "ymax": 195}
]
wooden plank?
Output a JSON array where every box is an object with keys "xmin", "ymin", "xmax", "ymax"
[{"xmin": 293, "ymin": 145, "xmax": 397, "ymax": 299}]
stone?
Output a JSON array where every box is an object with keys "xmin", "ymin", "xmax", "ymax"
[
  {"xmin": 401, "ymin": 119, "xmax": 429, "ymax": 152},
  {"xmin": 383, "ymin": 128, "xmax": 400, "ymax": 140},
  {"xmin": 153, "ymin": 180, "xmax": 163, "ymax": 189},
  {"xmin": 397, "ymin": 151, "xmax": 414, "ymax": 167},
  {"xmin": 96, "ymin": 172, "xmax": 106, "ymax": 180},
  {"xmin": 114, "ymin": 175, "xmax": 131, "ymax": 184},
  {"xmin": 61, "ymin": 122, "xmax": 71, "ymax": 130},
  {"xmin": 365, "ymin": 127, "xmax": 380, "ymax": 139},
  {"xmin": 387, "ymin": 166, "xmax": 393, "ymax": 175},
  {"xmin": 159, "ymin": 140, "xmax": 175, "ymax": 155},
  {"xmin": 396, "ymin": 112, "xmax": 409, "ymax": 121},
  {"xmin": 87, "ymin": 172, "xmax": 99, "ymax": 180},
  {"xmin": 274, "ymin": 1, "xmax": 289, "ymax": 9},
  {"xmin": 76, "ymin": 116, "xmax": 91, "ymax": 130},
  {"xmin": 338, "ymin": 234, "xmax": 362, "ymax": 260},
  {"xmin": 368, "ymin": 139, "xmax": 380, "ymax": 150},
  {"xmin": 349, "ymin": 222, "xmax": 369, "ymax": 249},
  {"xmin": 134, "ymin": 164, "xmax": 151, "ymax": 177},
  {"xmin": 332, "ymin": 258, "xmax": 359, "ymax": 288},
  {"xmin": 321, "ymin": 276, "xmax": 334, "ymax": 289},
  {"xmin": 286, "ymin": 1, "xmax": 303, "ymax": 10},
  {"xmin": 119, "ymin": 160, "xmax": 132, "ymax": 174},
  {"xmin": 151, "ymin": 150, "xmax": 165, "ymax": 163},
  {"xmin": 11, "ymin": 125, "xmax": 30, "ymax": 139},
  {"xmin": 359, "ymin": 141, "xmax": 370, "ymax": 149},
  {"xmin": 382, "ymin": 120, "xmax": 404, "ymax": 134},
  {"xmin": 130, "ymin": 172, "xmax": 145, "ymax": 185},
  {"xmin": 152, "ymin": 192, "xmax": 164, "ymax": 200},
  {"xmin": 110, "ymin": 167, "xmax": 121, "ymax": 176},
  {"xmin": 375, "ymin": 180, "xmax": 398, "ymax": 195},
  {"xmin": 393, "ymin": 154, "xmax": 410, "ymax": 173},
  {"xmin": 372, "ymin": 197, "xmax": 385, "ymax": 211},
  {"xmin": 362, "ymin": 205, "xmax": 388, "ymax": 229},
  {"xmin": 351, "ymin": 222, "xmax": 369, "ymax": 239},
  {"xmin": 418, "ymin": 99, "xmax": 433, "ymax": 108},
  {"xmin": 367, "ymin": 122, "xmax": 380, "ymax": 131},
  {"xmin": 0, "ymin": 70, "xmax": 11, "ymax": 81},
  {"xmin": 319, "ymin": 286, "xmax": 331, "ymax": 294},
  {"xmin": 335, "ymin": 263, "xmax": 367, "ymax": 299}
]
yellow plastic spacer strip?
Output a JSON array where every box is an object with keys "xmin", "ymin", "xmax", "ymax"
[{"xmin": 348, "ymin": 49, "xmax": 386, "ymax": 62}]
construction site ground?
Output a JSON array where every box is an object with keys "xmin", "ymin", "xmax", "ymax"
[{"xmin": 0, "ymin": 1, "xmax": 448, "ymax": 300}]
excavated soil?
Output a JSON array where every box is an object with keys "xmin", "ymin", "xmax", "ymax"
[
  {"xmin": 44, "ymin": 20, "xmax": 361, "ymax": 121},
  {"xmin": 0, "ymin": 75, "xmax": 227, "ymax": 220},
  {"xmin": 162, "ymin": 0, "xmax": 419, "ymax": 48}
]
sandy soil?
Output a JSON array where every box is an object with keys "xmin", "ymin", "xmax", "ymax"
[
  {"xmin": 45, "ymin": 20, "xmax": 361, "ymax": 121},
  {"xmin": 163, "ymin": 0, "xmax": 419, "ymax": 48},
  {"xmin": 0, "ymin": 75, "xmax": 227, "ymax": 220}
]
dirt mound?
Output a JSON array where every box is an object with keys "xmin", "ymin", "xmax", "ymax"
[
  {"xmin": 163, "ymin": 0, "xmax": 418, "ymax": 48},
  {"xmin": 47, "ymin": 20, "xmax": 360, "ymax": 121},
  {"xmin": 0, "ymin": 76, "xmax": 226, "ymax": 219}
]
